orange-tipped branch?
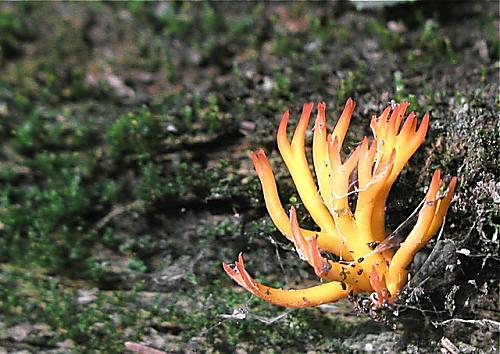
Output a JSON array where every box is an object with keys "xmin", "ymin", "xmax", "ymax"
[
  {"xmin": 424, "ymin": 176, "xmax": 458, "ymax": 240},
  {"xmin": 386, "ymin": 170, "xmax": 442, "ymax": 296},
  {"xmin": 369, "ymin": 265, "xmax": 389, "ymax": 305},
  {"xmin": 327, "ymin": 135, "xmax": 388, "ymax": 279},
  {"xmin": 371, "ymin": 109, "xmax": 430, "ymax": 240},
  {"xmin": 223, "ymin": 254, "xmax": 350, "ymax": 308},
  {"xmin": 277, "ymin": 105, "xmax": 339, "ymax": 241},
  {"xmin": 251, "ymin": 149, "xmax": 352, "ymax": 258}
]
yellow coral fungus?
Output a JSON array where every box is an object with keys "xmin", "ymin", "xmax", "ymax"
[{"xmin": 223, "ymin": 99, "xmax": 457, "ymax": 308}]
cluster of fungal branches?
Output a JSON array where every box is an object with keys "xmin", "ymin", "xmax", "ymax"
[{"xmin": 223, "ymin": 99, "xmax": 457, "ymax": 308}]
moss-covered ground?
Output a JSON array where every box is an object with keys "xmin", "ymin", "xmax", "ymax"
[{"xmin": 0, "ymin": 2, "xmax": 498, "ymax": 353}]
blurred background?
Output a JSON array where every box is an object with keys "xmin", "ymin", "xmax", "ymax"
[{"xmin": 0, "ymin": 1, "xmax": 498, "ymax": 353}]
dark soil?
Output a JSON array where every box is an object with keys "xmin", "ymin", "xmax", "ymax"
[{"xmin": 0, "ymin": 2, "xmax": 498, "ymax": 353}]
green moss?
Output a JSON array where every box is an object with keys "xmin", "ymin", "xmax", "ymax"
[
  {"xmin": 418, "ymin": 19, "xmax": 458, "ymax": 64},
  {"xmin": 0, "ymin": 6, "xmax": 27, "ymax": 65},
  {"xmin": 365, "ymin": 18, "xmax": 403, "ymax": 51},
  {"xmin": 0, "ymin": 268, "xmax": 154, "ymax": 352},
  {"xmin": 1, "ymin": 267, "xmax": 354, "ymax": 352},
  {"xmin": 0, "ymin": 92, "xmax": 249, "ymax": 274},
  {"xmin": 163, "ymin": 280, "xmax": 355, "ymax": 352},
  {"xmin": 200, "ymin": 93, "xmax": 224, "ymax": 134},
  {"xmin": 106, "ymin": 108, "xmax": 165, "ymax": 164},
  {"xmin": 393, "ymin": 71, "xmax": 417, "ymax": 107},
  {"xmin": 337, "ymin": 62, "xmax": 367, "ymax": 103},
  {"xmin": 482, "ymin": 13, "xmax": 500, "ymax": 60},
  {"xmin": 10, "ymin": 109, "xmax": 92, "ymax": 153}
]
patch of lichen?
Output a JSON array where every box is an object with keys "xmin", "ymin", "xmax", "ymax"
[{"xmin": 430, "ymin": 97, "xmax": 499, "ymax": 250}]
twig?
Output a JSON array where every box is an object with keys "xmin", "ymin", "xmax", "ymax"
[
  {"xmin": 124, "ymin": 342, "xmax": 166, "ymax": 354},
  {"xmin": 251, "ymin": 309, "xmax": 295, "ymax": 324},
  {"xmin": 440, "ymin": 337, "xmax": 460, "ymax": 354},
  {"xmin": 218, "ymin": 305, "xmax": 294, "ymax": 325},
  {"xmin": 433, "ymin": 318, "xmax": 500, "ymax": 332},
  {"xmin": 95, "ymin": 200, "xmax": 145, "ymax": 230}
]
